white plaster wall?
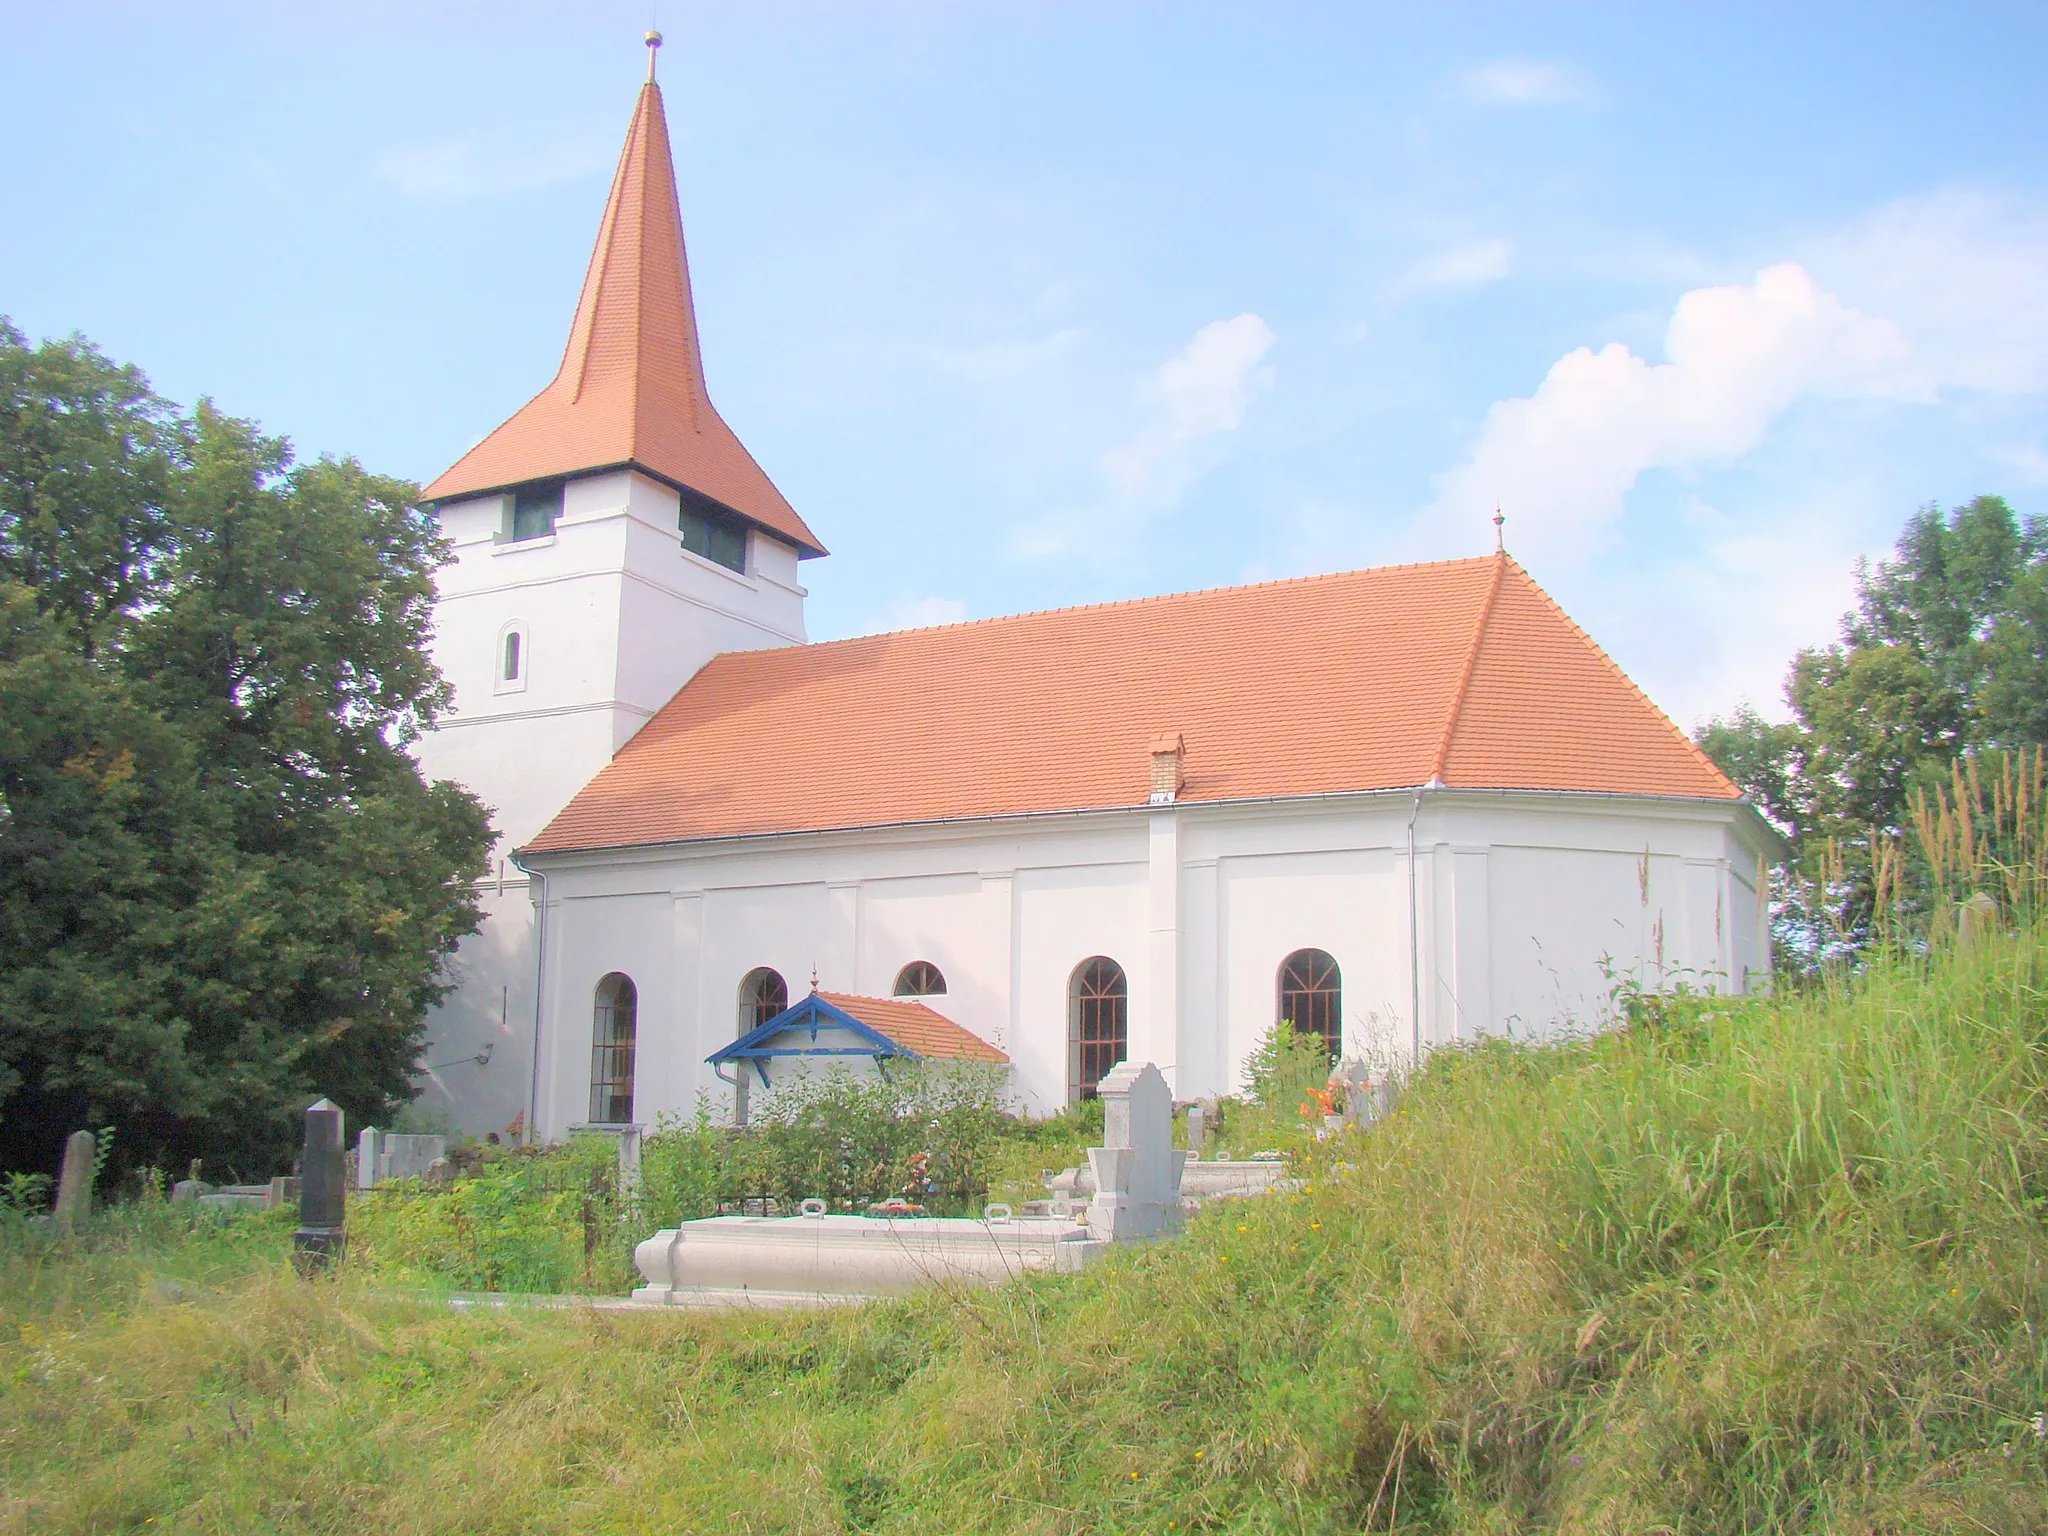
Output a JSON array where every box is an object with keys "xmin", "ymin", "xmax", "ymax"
[{"xmin": 516, "ymin": 791, "xmax": 1773, "ymax": 1141}]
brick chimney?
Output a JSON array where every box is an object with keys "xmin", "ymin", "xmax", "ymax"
[{"xmin": 1148, "ymin": 733, "xmax": 1185, "ymax": 805}]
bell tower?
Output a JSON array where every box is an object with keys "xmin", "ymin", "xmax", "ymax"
[{"xmin": 410, "ymin": 38, "xmax": 827, "ymax": 1136}]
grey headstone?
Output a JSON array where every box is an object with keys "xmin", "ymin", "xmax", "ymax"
[
  {"xmin": 171, "ymin": 1178, "xmax": 214, "ymax": 1204},
  {"xmin": 1086, "ymin": 1062, "xmax": 1186, "ymax": 1242},
  {"xmin": 294, "ymin": 1098, "xmax": 346, "ymax": 1271},
  {"xmin": 378, "ymin": 1133, "xmax": 445, "ymax": 1182},
  {"xmin": 54, "ymin": 1129, "xmax": 97, "ymax": 1229},
  {"xmin": 1184, "ymin": 1103, "xmax": 1205, "ymax": 1161},
  {"xmin": 1959, "ymin": 892, "xmax": 1998, "ymax": 948},
  {"xmin": 355, "ymin": 1127, "xmax": 380, "ymax": 1189}
]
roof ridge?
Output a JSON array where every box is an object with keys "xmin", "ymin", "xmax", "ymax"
[
  {"xmin": 767, "ymin": 553, "xmax": 1502, "ymax": 660},
  {"xmin": 1431, "ymin": 551, "xmax": 1508, "ymax": 782},
  {"xmin": 1494, "ymin": 557, "xmax": 1740, "ymax": 796}
]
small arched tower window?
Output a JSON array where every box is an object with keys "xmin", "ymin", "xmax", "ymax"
[
  {"xmin": 589, "ymin": 973, "xmax": 637, "ymax": 1124},
  {"xmin": 1068, "ymin": 956, "xmax": 1128, "ymax": 1103},
  {"xmin": 893, "ymin": 960, "xmax": 946, "ymax": 997},
  {"xmin": 1278, "ymin": 948, "xmax": 1342, "ymax": 1063},
  {"xmin": 738, "ymin": 966, "xmax": 789, "ymax": 1033},
  {"xmin": 495, "ymin": 621, "xmax": 528, "ymax": 695}
]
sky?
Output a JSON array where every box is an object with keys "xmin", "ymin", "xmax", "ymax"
[{"xmin": 5, "ymin": 2, "xmax": 2046, "ymax": 731}]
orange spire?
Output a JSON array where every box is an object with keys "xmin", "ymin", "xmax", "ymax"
[{"xmin": 425, "ymin": 79, "xmax": 825, "ymax": 557}]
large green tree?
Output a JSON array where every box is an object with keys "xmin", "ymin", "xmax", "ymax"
[
  {"xmin": 0, "ymin": 320, "xmax": 491, "ymax": 1176},
  {"xmin": 1698, "ymin": 494, "xmax": 2048, "ymax": 958}
]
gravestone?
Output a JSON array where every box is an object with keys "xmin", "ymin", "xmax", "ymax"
[
  {"xmin": 293, "ymin": 1098, "xmax": 346, "ymax": 1271},
  {"xmin": 355, "ymin": 1127, "xmax": 380, "ymax": 1190},
  {"xmin": 377, "ymin": 1133, "xmax": 445, "ymax": 1182},
  {"xmin": 1184, "ymin": 1103, "xmax": 1205, "ymax": 1162},
  {"xmin": 171, "ymin": 1179, "xmax": 214, "ymax": 1203},
  {"xmin": 1086, "ymin": 1062, "xmax": 1186, "ymax": 1242},
  {"xmin": 54, "ymin": 1129, "xmax": 97, "ymax": 1230}
]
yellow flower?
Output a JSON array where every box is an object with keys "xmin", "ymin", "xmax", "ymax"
[
  {"xmin": 1311, "ymin": 1222, "xmax": 1322, "ymax": 1231},
  {"xmin": 1129, "ymin": 1471, "xmax": 1141, "ymax": 1481},
  {"xmin": 1237, "ymin": 1225, "xmax": 1247, "ymax": 1233},
  {"xmin": 1194, "ymin": 1450, "xmax": 1204, "ymax": 1459}
]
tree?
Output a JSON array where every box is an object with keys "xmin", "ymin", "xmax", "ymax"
[
  {"xmin": 0, "ymin": 320, "xmax": 491, "ymax": 1176},
  {"xmin": 1695, "ymin": 494, "xmax": 2048, "ymax": 963}
]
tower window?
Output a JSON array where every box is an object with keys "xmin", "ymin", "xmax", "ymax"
[
  {"xmin": 494, "ymin": 622, "xmax": 528, "ymax": 694},
  {"xmin": 511, "ymin": 481, "xmax": 563, "ymax": 542},
  {"xmin": 679, "ymin": 487, "xmax": 747, "ymax": 573}
]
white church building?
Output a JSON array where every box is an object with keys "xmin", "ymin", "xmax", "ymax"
[{"xmin": 410, "ymin": 66, "xmax": 1775, "ymax": 1142}]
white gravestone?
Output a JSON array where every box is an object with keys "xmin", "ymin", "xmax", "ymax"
[
  {"xmin": 1085, "ymin": 1062, "xmax": 1187, "ymax": 1243},
  {"xmin": 356, "ymin": 1128, "xmax": 380, "ymax": 1190}
]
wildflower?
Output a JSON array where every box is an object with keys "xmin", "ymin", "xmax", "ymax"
[
  {"xmin": 1237, "ymin": 1225, "xmax": 1247, "ymax": 1233},
  {"xmin": 1194, "ymin": 1451, "xmax": 1204, "ymax": 1460},
  {"xmin": 1310, "ymin": 1222, "xmax": 1322, "ymax": 1231},
  {"xmin": 1129, "ymin": 1471, "xmax": 1141, "ymax": 1481}
]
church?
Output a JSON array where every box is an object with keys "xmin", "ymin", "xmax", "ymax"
[{"xmin": 410, "ymin": 60, "xmax": 1775, "ymax": 1142}]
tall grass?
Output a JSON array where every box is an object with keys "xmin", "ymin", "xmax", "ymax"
[{"xmin": 6, "ymin": 912, "xmax": 2045, "ymax": 1532}]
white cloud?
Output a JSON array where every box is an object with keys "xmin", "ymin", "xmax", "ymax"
[
  {"xmin": 1010, "ymin": 314, "xmax": 1277, "ymax": 559},
  {"xmin": 860, "ymin": 595, "xmax": 967, "ymax": 635},
  {"xmin": 1391, "ymin": 237, "xmax": 1514, "ymax": 296},
  {"xmin": 1430, "ymin": 263, "xmax": 1911, "ymax": 559},
  {"xmin": 1452, "ymin": 60, "xmax": 1586, "ymax": 107},
  {"xmin": 1102, "ymin": 313, "xmax": 1277, "ymax": 495},
  {"xmin": 372, "ymin": 137, "xmax": 606, "ymax": 201},
  {"xmin": 1803, "ymin": 189, "xmax": 2048, "ymax": 396}
]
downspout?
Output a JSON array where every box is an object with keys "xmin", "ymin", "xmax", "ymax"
[
  {"xmin": 1406, "ymin": 784, "xmax": 1425, "ymax": 1074},
  {"xmin": 511, "ymin": 852, "xmax": 548, "ymax": 1146}
]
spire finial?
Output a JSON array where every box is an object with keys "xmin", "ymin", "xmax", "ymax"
[
  {"xmin": 1493, "ymin": 507, "xmax": 1505, "ymax": 554},
  {"xmin": 645, "ymin": 29, "xmax": 663, "ymax": 81}
]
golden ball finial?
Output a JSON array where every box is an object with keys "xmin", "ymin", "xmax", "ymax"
[{"xmin": 644, "ymin": 29, "xmax": 663, "ymax": 80}]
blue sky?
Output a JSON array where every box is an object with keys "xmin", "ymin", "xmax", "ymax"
[{"xmin": 5, "ymin": 2, "xmax": 2046, "ymax": 729}]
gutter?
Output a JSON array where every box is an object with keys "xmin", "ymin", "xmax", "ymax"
[
  {"xmin": 517, "ymin": 783, "xmax": 1760, "ymax": 869},
  {"xmin": 1405, "ymin": 779, "xmax": 1445, "ymax": 1075}
]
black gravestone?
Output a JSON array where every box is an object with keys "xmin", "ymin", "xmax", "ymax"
[{"xmin": 293, "ymin": 1098, "xmax": 346, "ymax": 1271}]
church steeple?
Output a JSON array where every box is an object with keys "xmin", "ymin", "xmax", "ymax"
[{"xmin": 425, "ymin": 75, "xmax": 825, "ymax": 558}]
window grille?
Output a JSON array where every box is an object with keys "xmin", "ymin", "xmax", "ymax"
[
  {"xmin": 738, "ymin": 966, "xmax": 788, "ymax": 1031},
  {"xmin": 588, "ymin": 973, "xmax": 638, "ymax": 1124},
  {"xmin": 1068, "ymin": 956, "xmax": 1128, "ymax": 1102},
  {"xmin": 1278, "ymin": 948, "xmax": 1342, "ymax": 1063},
  {"xmin": 893, "ymin": 960, "xmax": 946, "ymax": 997}
]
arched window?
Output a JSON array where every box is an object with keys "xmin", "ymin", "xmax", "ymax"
[
  {"xmin": 893, "ymin": 960, "xmax": 947, "ymax": 997},
  {"xmin": 495, "ymin": 621, "xmax": 528, "ymax": 694},
  {"xmin": 1278, "ymin": 948, "xmax": 1342, "ymax": 1063},
  {"xmin": 738, "ymin": 967, "xmax": 789, "ymax": 1032},
  {"xmin": 589, "ymin": 973, "xmax": 637, "ymax": 1124},
  {"xmin": 1068, "ymin": 956, "xmax": 1128, "ymax": 1103}
]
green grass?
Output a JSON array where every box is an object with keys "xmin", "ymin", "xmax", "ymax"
[{"xmin": 6, "ymin": 925, "xmax": 2048, "ymax": 1533}]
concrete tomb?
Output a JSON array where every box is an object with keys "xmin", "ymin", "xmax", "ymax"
[
  {"xmin": 631, "ymin": 1061, "xmax": 1190, "ymax": 1306},
  {"xmin": 375, "ymin": 1134, "xmax": 446, "ymax": 1183}
]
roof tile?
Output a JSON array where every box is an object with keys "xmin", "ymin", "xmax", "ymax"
[{"xmin": 524, "ymin": 554, "xmax": 1735, "ymax": 853}]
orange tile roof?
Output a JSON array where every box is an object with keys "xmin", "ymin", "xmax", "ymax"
[
  {"xmin": 818, "ymin": 994, "xmax": 1009, "ymax": 1064},
  {"xmin": 525, "ymin": 554, "xmax": 1737, "ymax": 853},
  {"xmin": 423, "ymin": 82, "xmax": 825, "ymax": 557}
]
